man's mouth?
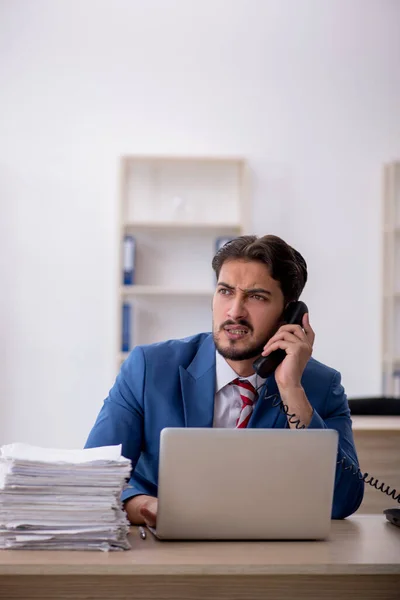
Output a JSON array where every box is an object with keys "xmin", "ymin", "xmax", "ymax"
[{"xmin": 223, "ymin": 325, "xmax": 250, "ymax": 340}]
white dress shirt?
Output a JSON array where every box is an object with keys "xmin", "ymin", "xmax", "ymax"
[{"xmin": 213, "ymin": 351, "xmax": 267, "ymax": 428}]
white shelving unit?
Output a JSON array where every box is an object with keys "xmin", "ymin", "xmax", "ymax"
[
  {"xmin": 117, "ymin": 156, "xmax": 250, "ymax": 367},
  {"xmin": 382, "ymin": 162, "xmax": 400, "ymax": 395},
  {"xmin": 120, "ymin": 286, "xmax": 215, "ymax": 297}
]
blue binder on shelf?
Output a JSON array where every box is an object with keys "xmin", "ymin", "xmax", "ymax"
[
  {"xmin": 123, "ymin": 235, "xmax": 136, "ymax": 285},
  {"xmin": 121, "ymin": 303, "xmax": 132, "ymax": 352}
]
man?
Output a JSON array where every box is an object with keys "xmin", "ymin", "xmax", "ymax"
[{"xmin": 85, "ymin": 234, "xmax": 364, "ymax": 526}]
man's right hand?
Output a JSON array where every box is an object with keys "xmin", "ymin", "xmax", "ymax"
[{"xmin": 124, "ymin": 495, "xmax": 158, "ymax": 527}]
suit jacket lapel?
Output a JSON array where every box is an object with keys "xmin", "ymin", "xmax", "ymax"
[
  {"xmin": 248, "ymin": 374, "xmax": 287, "ymax": 429},
  {"xmin": 179, "ymin": 335, "xmax": 216, "ymax": 427}
]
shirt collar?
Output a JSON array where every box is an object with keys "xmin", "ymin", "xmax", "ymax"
[{"xmin": 215, "ymin": 350, "xmax": 267, "ymax": 393}]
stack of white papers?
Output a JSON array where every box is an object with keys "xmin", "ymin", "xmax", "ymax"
[{"xmin": 0, "ymin": 443, "xmax": 132, "ymax": 551}]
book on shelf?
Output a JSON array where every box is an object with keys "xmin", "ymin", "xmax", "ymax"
[
  {"xmin": 123, "ymin": 235, "xmax": 136, "ymax": 285},
  {"xmin": 121, "ymin": 303, "xmax": 131, "ymax": 352}
]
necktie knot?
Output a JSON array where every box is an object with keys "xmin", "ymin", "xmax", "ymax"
[{"xmin": 230, "ymin": 378, "xmax": 258, "ymax": 428}]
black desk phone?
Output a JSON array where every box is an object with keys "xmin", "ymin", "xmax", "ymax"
[{"xmin": 252, "ymin": 300, "xmax": 400, "ymax": 519}]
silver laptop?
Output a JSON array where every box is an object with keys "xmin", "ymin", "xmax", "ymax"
[{"xmin": 151, "ymin": 427, "xmax": 338, "ymax": 540}]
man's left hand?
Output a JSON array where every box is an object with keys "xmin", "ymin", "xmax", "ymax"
[{"xmin": 261, "ymin": 312, "xmax": 315, "ymax": 391}]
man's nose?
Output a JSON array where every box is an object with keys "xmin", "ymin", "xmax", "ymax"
[{"xmin": 227, "ymin": 296, "xmax": 247, "ymax": 321}]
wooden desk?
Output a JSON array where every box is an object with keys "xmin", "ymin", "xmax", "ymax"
[
  {"xmin": 352, "ymin": 417, "xmax": 400, "ymax": 514},
  {"xmin": 0, "ymin": 515, "xmax": 399, "ymax": 600}
]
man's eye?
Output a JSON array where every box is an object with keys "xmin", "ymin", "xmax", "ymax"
[
  {"xmin": 251, "ymin": 294, "xmax": 267, "ymax": 301},
  {"xmin": 218, "ymin": 288, "xmax": 231, "ymax": 295}
]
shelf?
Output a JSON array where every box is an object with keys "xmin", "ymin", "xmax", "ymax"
[
  {"xmin": 382, "ymin": 162, "xmax": 400, "ymax": 395},
  {"xmin": 383, "ymin": 226, "xmax": 400, "ymax": 234},
  {"xmin": 117, "ymin": 154, "xmax": 248, "ymax": 366},
  {"xmin": 352, "ymin": 416, "xmax": 400, "ymax": 431},
  {"xmin": 120, "ymin": 286, "xmax": 215, "ymax": 297},
  {"xmin": 123, "ymin": 222, "xmax": 241, "ymax": 233},
  {"xmin": 122, "ymin": 155, "xmax": 245, "ymax": 164},
  {"xmin": 382, "ymin": 356, "xmax": 400, "ymax": 364}
]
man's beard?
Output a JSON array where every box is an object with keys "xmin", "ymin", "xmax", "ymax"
[{"xmin": 213, "ymin": 319, "xmax": 270, "ymax": 362}]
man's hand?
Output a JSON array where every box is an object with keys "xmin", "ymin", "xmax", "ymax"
[
  {"xmin": 140, "ymin": 497, "xmax": 158, "ymax": 527},
  {"xmin": 124, "ymin": 495, "xmax": 158, "ymax": 527},
  {"xmin": 261, "ymin": 312, "xmax": 315, "ymax": 428},
  {"xmin": 261, "ymin": 312, "xmax": 314, "ymax": 390}
]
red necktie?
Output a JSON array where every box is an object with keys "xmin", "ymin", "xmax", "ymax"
[{"xmin": 230, "ymin": 378, "xmax": 258, "ymax": 428}]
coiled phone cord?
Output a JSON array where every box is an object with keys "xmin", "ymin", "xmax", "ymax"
[{"xmin": 260, "ymin": 389, "xmax": 400, "ymax": 504}]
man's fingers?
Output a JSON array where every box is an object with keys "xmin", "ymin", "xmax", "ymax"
[
  {"xmin": 262, "ymin": 340, "xmax": 291, "ymax": 356},
  {"xmin": 276, "ymin": 323, "xmax": 307, "ymax": 342},
  {"xmin": 140, "ymin": 506, "xmax": 157, "ymax": 528},
  {"xmin": 262, "ymin": 331, "xmax": 299, "ymax": 355},
  {"xmin": 140, "ymin": 497, "xmax": 158, "ymax": 528},
  {"xmin": 277, "ymin": 314, "xmax": 315, "ymax": 346}
]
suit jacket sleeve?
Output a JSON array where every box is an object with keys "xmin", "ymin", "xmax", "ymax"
[
  {"xmin": 307, "ymin": 371, "xmax": 364, "ymax": 518},
  {"xmin": 84, "ymin": 347, "xmax": 145, "ymax": 500}
]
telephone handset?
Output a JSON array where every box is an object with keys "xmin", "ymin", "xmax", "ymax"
[
  {"xmin": 252, "ymin": 300, "xmax": 309, "ymax": 379},
  {"xmin": 252, "ymin": 299, "xmax": 400, "ymax": 512}
]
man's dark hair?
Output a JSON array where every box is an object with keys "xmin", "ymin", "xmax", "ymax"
[{"xmin": 212, "ymin": 234, "xmax": 308, "ymax": 305}]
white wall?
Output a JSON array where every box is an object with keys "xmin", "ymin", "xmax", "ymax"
[{"xmin": 1, "ymin": 0, "xmax": 400, "ymax": 447}]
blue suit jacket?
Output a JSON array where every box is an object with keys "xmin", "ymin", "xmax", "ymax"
[{"xmin": 85, "ymin": 333, "xmax": 364, "ymax": 519}]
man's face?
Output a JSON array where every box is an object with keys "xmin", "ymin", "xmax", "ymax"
[{"xmin": 212, "ymin": 259, "xmax": 285, "ymax": 364}]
